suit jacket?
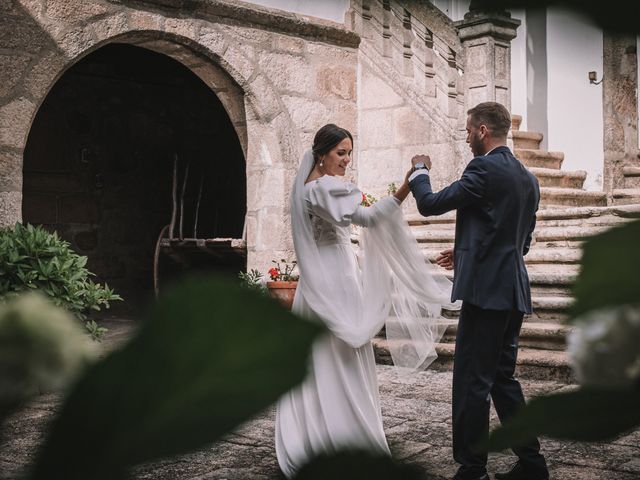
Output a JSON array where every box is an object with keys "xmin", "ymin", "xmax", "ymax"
[{"xmin": 409, "ymin": 146, "xmax": 539, "ymax": 313}]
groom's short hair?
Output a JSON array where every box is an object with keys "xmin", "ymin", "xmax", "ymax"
[{"xmin": 467, "ymin": 102, "xmax": 511, "ymax": 138}]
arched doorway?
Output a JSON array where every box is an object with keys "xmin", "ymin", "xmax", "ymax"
[{"xmin": 22, "ymin": 43, "xmax": 247, "ymax": 313}]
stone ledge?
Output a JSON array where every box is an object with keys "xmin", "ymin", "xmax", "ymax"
[
  {"xmin": 109, "ymin": 0, "xmax": 361, "ymax": 48},
  {"xmin": 612, "ymin": 188, "xmax": 640, "ymax": 206},
  {"xmin": 622, "ymin": 166, "xmax": 640, "ymax": 177}
]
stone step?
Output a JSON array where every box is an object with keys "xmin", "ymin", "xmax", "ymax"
[
  {"xmin": 536, "ymin": 203, "xmax": 640, "ymax": 221},
  {"xmin": 381, "ymin": 318, "xmax": 569, "ymax": 351},
  {"xmin": 405, "ymin": 211, "xmax": 455, "ymax": 226},
  {"xmin": 420, "ymin": 246, "xmax": 582, "ymax": 265},
  {"xmin": 514, "ymin": 148, "xmax": 564, "ymax": 169},
  {"xmin": 388, "ymin": 292, "xmax": 572, "ymax": 322},
  {"xmin": 533, "ymin": 224, "xmax": 611, "ymax": 242},
  {"xmin": 412, "ymin": 228, "xmax": 456, "ymax": 244},
  {"xmin": 612, "ymin": 188, "xmax": 640, "ymax": 206},
  {"xmin": 529, "ymin": 296, "xmax": 573, "ymax": 322},
  {"xmin": 511, "ymin": 114, "xmax": 522, "ymax": 131},
  {"xmin": 521, "ymin": 247, "xmax": 582, "ymax": 264},
  {"xmin": 540, "ymin": 187, "xmax": 607, "ymax": 208},
  {"xmin": 528, "ymin": 167, "xmax": 586, "ymax": 189},
  {"xmin": 512, "ymin": 131, "xmax": 543, "ymax": 149},
  {"xmin": 412, "ymin": 223, "xmax": 607, "ymax": 245},
  {"xmin": 406, "ymin": 204, "xmax": 640, "ymax": 227},
  {"xmin": 372, "ymin": 338, "xmax": 573, "ymax": 382},
  {"xmin": 427, "ymin": 269, "xmax": 576, "ymax": 298},
  {"xmin": 623, "ymin": 166, "xmax": 640, "ymax": 189}
]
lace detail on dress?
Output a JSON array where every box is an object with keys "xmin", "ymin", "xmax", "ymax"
[{"xmin": 310, "ymin": 214, "xmax": 351, "ymax": 246}]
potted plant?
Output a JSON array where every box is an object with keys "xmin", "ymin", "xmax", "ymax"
[{"xmin": 266, "ymin": 259, "xmax": 298, "ymax": 310}]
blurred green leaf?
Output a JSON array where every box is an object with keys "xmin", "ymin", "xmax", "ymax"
[
  {"xmin": 30, "ymin": 275, "xmax": 323, "ymax": 480},
  {"xmin": 487, "ymin": 386, "xmax": 640, "ymax": 451},
  {"xmin": 571, "ymin": 220, "xmax": 640, "ymax": 319},
  {"xmin": 294, "ymin": 450, "xmax": 425, "ymax": 480}
]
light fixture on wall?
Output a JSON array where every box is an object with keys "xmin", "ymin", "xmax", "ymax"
[{"xmin": 588, "ymin": 71, "xmax": 603, "ymax": 85}]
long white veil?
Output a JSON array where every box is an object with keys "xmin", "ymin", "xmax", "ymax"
[{"xmin": 291, "ymin": 150, "xmax": 458, "ymax": 370}]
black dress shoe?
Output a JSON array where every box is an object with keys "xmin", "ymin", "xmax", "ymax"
[{"xmin": 494, "ymin": 462, "xmax": 549, "ymax": 480}]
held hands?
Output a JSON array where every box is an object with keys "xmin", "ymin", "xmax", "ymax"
[
  {"xmin": 411, "ymin": 154, "xmax": 432, "ymax": 170},
  {"xmin": 398, "ymin": 154, "xmax": 433, "ymax": 200},
  {"xmin": 403, "ymin": 154, "xmax": 433, "ymax": 184},
  {"xmin": 436, "ymin": 248, "xmax": 454, "ymax": 270}
]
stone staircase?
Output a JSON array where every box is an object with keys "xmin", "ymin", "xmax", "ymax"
[
  {"xmin": 511, "ymin": 115, "xmax": 608, "ymax": 208},
  {"xmin": 372, "ymin": 116, "xmax": 640, "ymax": 382}
]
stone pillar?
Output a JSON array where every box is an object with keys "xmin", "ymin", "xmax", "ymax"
[
  {"xmin": 455, "ymin": 9, "xmax": 520, "ymax": 113},
  {"xmin": 602, "ymin": 31, "xmax": 639, "ymax": 201}
]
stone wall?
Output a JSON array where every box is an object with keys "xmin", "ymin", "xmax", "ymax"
[
  {"xmin": 350, "ymin": 0, "xmax": 471, "ymax": 211},
  {"xmin": 603, "ymin": 31, "xmax": 639, "ymax": 198},
  {"xmin": 0, "ymin": 0, "xmax": 360, "ymax": 289}
]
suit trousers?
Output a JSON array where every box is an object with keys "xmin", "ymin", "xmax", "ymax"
[{"xmin": 452, "ymin": 302, "xmax": 548, "ymax": 479}]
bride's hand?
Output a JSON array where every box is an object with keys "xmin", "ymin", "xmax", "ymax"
[
  {"xmin": 403, "ymin": 167, "xmax": 413, "ymax": 185},
  {"xmin": 394, "ymin": 175, "xmax": 411, "ymax": 203},
  {"xmin": 436, "ymin": 248, "xmax": 454, "ymax": 270}
]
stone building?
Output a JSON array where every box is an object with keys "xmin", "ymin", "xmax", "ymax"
[{"xmin": 0, "ymin": 0, "xmax": 638, "ymax": 375}]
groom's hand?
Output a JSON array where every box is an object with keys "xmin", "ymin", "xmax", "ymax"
[
  {"xmin": 411, "ymin": 154, "xmax": 432, "ymax": 170},
  {"xmin": 436, "ymin": 248, "xmax": 454, "ymax": 270}
]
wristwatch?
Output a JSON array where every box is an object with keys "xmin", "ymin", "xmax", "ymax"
[{"xmin": 412, "ymin": 161, "xmax": 429, "ymax": 173}]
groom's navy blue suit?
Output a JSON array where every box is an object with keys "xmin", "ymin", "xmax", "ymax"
[{"xmin": 410, "ymin": 146, "xmax": 548, "ymax": 480}]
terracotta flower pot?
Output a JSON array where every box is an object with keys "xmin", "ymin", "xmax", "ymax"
[{"xmin": 266, "ymin": 281, "xmax": 298, "ymax": 310}]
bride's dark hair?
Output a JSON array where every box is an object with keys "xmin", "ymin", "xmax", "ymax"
[{"xmin": 312, "ymin": 124, "xmax": 353, "ymax": 163}]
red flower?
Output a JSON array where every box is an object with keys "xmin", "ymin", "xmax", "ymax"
[
  {"xmin": 268, "ymin": 267, "xmax": 280, "ymax": 281},
  {"xmin": 362, "ymin": 193, "xmax": 367, "ymax": 203}
]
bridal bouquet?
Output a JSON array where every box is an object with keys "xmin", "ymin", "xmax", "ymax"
[
  {"xmin": 361, "ymin": 193, "xmax": 377, "ymax": 207},
  {"xmin": 361, "ymin": 184, "xmax": 398, "ymax": 207}
]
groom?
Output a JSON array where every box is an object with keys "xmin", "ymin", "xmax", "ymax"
[{"xmin": 405, "ymin": 102, "xmax": 549, "ymax": 480}]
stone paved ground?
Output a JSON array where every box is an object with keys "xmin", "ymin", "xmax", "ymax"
[{"xmin": 1, "ymin": 319, "xmax": 639, "ymax": 480}]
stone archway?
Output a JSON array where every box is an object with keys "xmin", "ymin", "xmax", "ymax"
[
  {"xmin": 0, "ymin": 4, "xmax": 304, "ymax": 280},
  {"xmin": 22, "ymin": 42, "xmax": 248, "ymax": 308}
]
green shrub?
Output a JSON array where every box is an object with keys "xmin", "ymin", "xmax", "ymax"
[{"xmin": 0, "ymin": 223, "xmax": 121, "ymax": 339}]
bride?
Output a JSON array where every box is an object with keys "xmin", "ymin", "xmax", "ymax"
[{"xmin": 275, "ymin": 124, "xmax": 456, "ymax": 478}]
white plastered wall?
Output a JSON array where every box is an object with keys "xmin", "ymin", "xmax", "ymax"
[
  {"xmin": 510, "ymin": 8, "xmax": 528, "ymax": 130},
  {"xmin": 546, "ymin": 7, "xmax": 603, "ymax": 190}
]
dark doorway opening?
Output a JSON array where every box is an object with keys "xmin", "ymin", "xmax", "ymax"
[{"xmin": 23, "ymin": 43, "xmax": 247, "ymax": 314}]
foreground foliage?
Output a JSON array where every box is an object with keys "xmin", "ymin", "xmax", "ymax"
[{"xmin": 29, "ymin": 275, "xmax": 323, "ymax": 479}]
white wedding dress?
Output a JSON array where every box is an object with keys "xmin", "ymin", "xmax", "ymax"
[{"xmin": 275, "ymin": 152, "xmax": 457, "ymax": 478}]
